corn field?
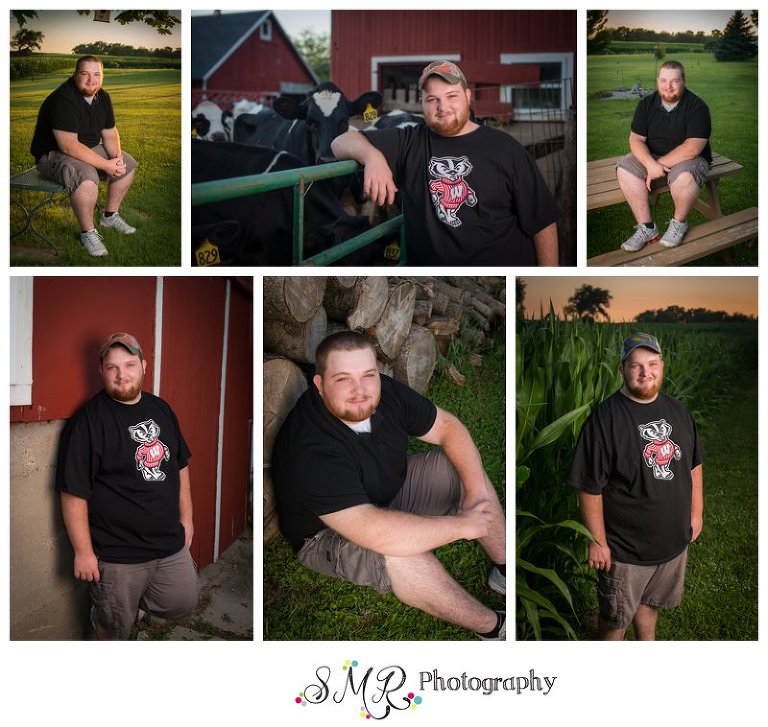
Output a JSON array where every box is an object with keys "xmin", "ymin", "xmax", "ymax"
[{"xmin": 516, "ymin": 310, "xmax": 756, "ymax": 640}]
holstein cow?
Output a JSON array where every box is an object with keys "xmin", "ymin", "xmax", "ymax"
[
  {"xmin": 192, "ymin": 100, "xmax": 233, "ymax": 141},
  {"xmin": 232, "ymin": 99, "xmax": 264, "ymax": 119},
  {"xmin": 233, "ymin": 82, "xmax": 383, "ymax": 165},
  {"xmin": 191, "ymin": 139, "xmax": 376, "ymax": 266},
  {"xmin": 367, "ymin": 110, "xmax": 426, "ymax": 130}
]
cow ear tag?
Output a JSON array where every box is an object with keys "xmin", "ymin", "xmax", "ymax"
[
  {"xmin": 363, "ymin": 103, "xmax": 378, "ymax": 122},
  {"xmin": 196, "ymin": 239, "xmax": 221, "ymax": 267}
]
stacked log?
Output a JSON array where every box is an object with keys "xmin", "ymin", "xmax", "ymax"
[{"xmin": 262, "ymin": 275, "xmax": 505, "ymax": 542}]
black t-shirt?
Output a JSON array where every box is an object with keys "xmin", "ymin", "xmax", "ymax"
[
  {"xmin": 567, "ymin": 391, "xmax": 703, "ymax": 565},
  {"xmin": 272, "ymin": 375, "xmax": 437, "ymax": 550},
  {"xmin": 362, "ymin": 124, "xmax": 561, "ymax": 266},
  {"xmin": 55, "ymin": 390, "xmax": 191, "ymax": 564},
  {"xmin": 30, "ymin": 77, "xmax": 116, "ymax": 160},
  {"xmin": 631, "ymin": 88, "xmax": 712, "ymax": 164}
]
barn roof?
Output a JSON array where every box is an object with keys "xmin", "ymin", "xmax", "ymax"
[{"xmin": 192, "ymin": 10, "xmax": 319, "ymax": 85}]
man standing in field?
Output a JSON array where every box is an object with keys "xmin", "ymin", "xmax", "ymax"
[
  {"xmin": 56, "ymin": 333, "xmax": 198, "ymax": 639},
  {"xmin": 616, "ymin": 60, "xmax": 712, "ymax": 251},
  {"xmin": 30, "ymin": 55, "xmax": 138, "ymax": 257},
  {"xmin": 331, "ymin": 60, "xmax": 560, "ymax": 266},
  {"xmin": 272, "ymin": 330, "xmax": 507, "ymax": 640},
  {"xmin": 567, "ymin": 332, "xmax": 703, "ymax": 640}
]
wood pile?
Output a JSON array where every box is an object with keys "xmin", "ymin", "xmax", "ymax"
[{"xmin": 262, "ymin": 275, "xmax": 505, "ymax": 542}]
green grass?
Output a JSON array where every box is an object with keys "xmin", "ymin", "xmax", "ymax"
[
  {"xmin": 10, "ymin": 67, "xmax": 181, "ymax": 266},
  {"xmin": 587, "ymin": 52, "xmax": 758, "ymax": 265},
  {"xmin": 263, "ymin": 330, "xmax": 506, "ymax": 640}
]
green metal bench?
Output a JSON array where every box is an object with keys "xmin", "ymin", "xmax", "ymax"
[{"xmin": 10, "ymin": 167, "xmax": 69, "ymax": 255}]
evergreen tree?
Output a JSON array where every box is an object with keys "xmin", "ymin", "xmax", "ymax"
[{"xmin": 714, "ymin": 10, "xmax": 758, "ymax": 61}]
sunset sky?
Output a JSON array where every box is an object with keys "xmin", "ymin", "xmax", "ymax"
[
  {"xmin": 519, "ymin": 276, "xmax": 758, "ymax": 321},
  {"xmin": 10, "ymin": 10, "xmax": 182, "ymax": 54},
  {"xmin": 605, "ymin": 10, "xmax": 753, "ymax": 35}
]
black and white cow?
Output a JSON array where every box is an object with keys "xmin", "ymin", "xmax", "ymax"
[
  {"xmin": 366, "ymin": 110, "xmax": 426, "ymax": 130},
  {"xmin": 233, "ymin": 82, "xmax": 383, "ymax": 165},
  {"xmin": 191, "ymin": 139, "xmax": 376, "ymax": 266},
  {"xmin": 192, "ymin": 100, "xmax": 233, "ymax": 141}
]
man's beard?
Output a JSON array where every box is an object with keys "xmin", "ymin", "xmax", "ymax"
[
  {"xmin": 323, "ymin": 393, "xmax": 380, "ymax": 423},
  {"xmin": 624, "ymin": 376, "xmax": 662, "ymax": 401},
  {"xmin": 105, "ymin": 377, "xmax": 143, "ymax": 403},
  {"xmin": 428, "ymin": 107, "xmax": 470, "ymax": 137},
  {"xmin": 75, "ymin": 80, "xmax": 101, "ymax": 97}
]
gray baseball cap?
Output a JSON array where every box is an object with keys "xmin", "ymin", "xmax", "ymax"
[
  {"xmin": 621, "ymin": 332, "xmax": 661, "ymax": 361},
  {"xmin": 99, "ymin": 332, "xmax": 144, "ymax": 360},
  {"xmin": 418, "ymin": 60, "xmax": 468, "ymax": 90}
]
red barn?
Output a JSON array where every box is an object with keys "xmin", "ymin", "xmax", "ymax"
[
  {"xmin": 192, "ymin": 10, "xmax": 319, "ymax": 110},
  {"xmin": 331, "ymin": 10, "xmax": 576, "ymax": 120}
]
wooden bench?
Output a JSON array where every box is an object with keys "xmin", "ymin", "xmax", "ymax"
[
  {"xmin": 588, "ymin": 206, "xmax": 758, "ymax": 266},
  {"xmin": 587, "ymin": 152, "xmax": 755, "ymax": 266},
  {"xmin": 10, "ymin": 167, "xmax": 69, "ymax": 254}
]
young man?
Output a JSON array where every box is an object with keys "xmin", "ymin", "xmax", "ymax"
[
  {"xmin": 56, "ymin": 333, "xmax": 198, "ymax": 639},
  {"xmin": 272, "ymin": 331, "xmax": 506, "ymax": 640},
  {"xmin": 567, "ymin": 333, "xmax": 704, "ymax": 640},
  {"xmin": 331, "ymin": 60, "xmax": 560, "ymax": 266},
  {"xmin": 616, "ymin": 60, "xmax": 712, "ymax": 251},
  {"xmin": 31, "ymin": 55, "xmax": 139, "ymax": 257}
]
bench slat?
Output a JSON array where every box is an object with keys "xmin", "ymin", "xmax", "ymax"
[{"xmin": 587, "ymin": 207, "xmax": 758, "ymax": 267}]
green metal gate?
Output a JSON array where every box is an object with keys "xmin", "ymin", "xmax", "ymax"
[{"xmin": 191, "ymin": 160, "xmax": 405, "ymax": 266}]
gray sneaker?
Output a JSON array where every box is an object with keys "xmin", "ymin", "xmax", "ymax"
[
  {"xmin": 100, "ymin": 212, "xmax": 136, "ymax": 234},
  {"xmin": 660, "ymin": 218, "xmax": 689, "ymax": 248},
  {"xmin": 621, "ymin": 223, "xmax": 660, "ymax": 252},
  {"xmin": 80, "ymin": 228, "xmax": 108, "ymax": 257},
  {"xmin": 476, "ymin": 611, "xmax": 506, "ymax": 641},
  {"xmin": 488, "ymin": 566, "xmax": 506, "ymax": 596}
]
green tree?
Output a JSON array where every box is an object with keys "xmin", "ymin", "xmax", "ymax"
[
  {"xmin": 587, "ymin": 10, "xmax": 611, "ymax": 55},
  {"xmin": 564, "ymin": 285, "xmax": 612, "ymax": 323},
  {"xmin": 13, "ymin": 10, "xmax": 180, "ymax": 35},
  {"xmin": 10, "ymin": 28, "xmax": 44, "ymax": 54},
  {"xmin": 516, "ymin": 278, "xmax": 527, "ymax": 318},
  {"xmin": 714, "ymin": 10, "xmax": 758, "ymax": 61},
  {"xmin": 292, "ymin": 29, "xmax": 330, "ymax": 81}
]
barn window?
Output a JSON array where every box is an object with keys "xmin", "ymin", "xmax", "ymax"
[
  {"xmin": 260, "ymin": 18, "xmax": 272, "ymax": 41},
  {"xmin": 499, "ymin": 52, "xmax": 573, "ymax": 121},
  {"xmin": 10, "ymin": 277, "xmax": 33, "ymax": 406}
]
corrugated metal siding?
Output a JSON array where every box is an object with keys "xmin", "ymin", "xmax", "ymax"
[{"xmin": 331, "ymin": 10, "xmax": 576, "ymax": 97}]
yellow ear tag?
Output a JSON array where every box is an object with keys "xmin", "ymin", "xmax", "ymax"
[
  {"xmin": 196, "ymin": 239, "xmax": 221, "ymax": 266},
  {"xmin": 363, "ymin": 102, "xmax": 378, "ymax": 122},
  {"xmin": 384, "ymin": 241, "xmax": 401, "ymax": 261}
]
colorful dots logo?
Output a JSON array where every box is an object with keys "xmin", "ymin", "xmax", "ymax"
[
  {"xmin": 295, "ymin": 692, "xmax": 307, "ymax": 707},
  {"xmin": 343, "ymin": 659, "xmax": 359, "ymax": 671}
]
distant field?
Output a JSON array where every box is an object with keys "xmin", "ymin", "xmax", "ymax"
[
  {"xmin": 606, "ymin": 40, "xmax": 706, "ymax": 54},
  {"xmin": 10, "ymin": 53, "xmax": 180, "ymax": 79},
  {"xmin": 10, "ymin": 67, "xmax": 181, "ymax": 266}
]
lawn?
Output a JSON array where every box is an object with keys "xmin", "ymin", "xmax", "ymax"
[
  {"xmin": 263, "ymin": 332, "xmax": 506, "ymax": 641},
  {"xmin": 10, "ymin": 67, "xmax": 181, "ymax": 266},
  {"xmin": 586, "ymin": 52, "xmax": 758, "ymax": 265}
]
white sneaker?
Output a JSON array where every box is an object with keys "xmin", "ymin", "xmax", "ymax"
[
  {"xmin": 488, "ymin": 566, "xmax": 506, "ymax": 596},
  {"xmin": 80, "ymin": 228, "xmax": 108, "ymax": 257},
  {"xmin": 660, "ymin": 218, "xmax": 688, "ymax": 248},
  {"xmin": 621, "ymin": 223, "xmax": 659, "ymax": 252},
  {"xmin": 100, "ymin": 212, "xmax": 136, "ymax": 234}
]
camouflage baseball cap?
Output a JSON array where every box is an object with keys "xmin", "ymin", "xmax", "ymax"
[
  {"xmin": 418, "ymin": 60, "xmax": 468, "ymax": 90},
  {"xmin": 99, "ymin": 332, "xmax": 144, "ymax": 360},
  {"xmin": 621, "ymin": 332, "xmax": 661, "ymax": 362}
]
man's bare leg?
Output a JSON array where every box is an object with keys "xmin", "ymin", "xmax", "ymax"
[
  {"xmin": 385, "ymin": 552, "xmax": 498, "ymax": 633},
  {"xmin": 632, "ymin": 603, "xmax": 658, "ymax": 640},
  {"xmin": 617, "ymin": 167, "xmax": 653, "ymax": 223},
  {"xmin": 474, "ymin": 473, "xmax": 506, "ymax": 566},
  {"xmin": 70, "ymin": 179, "xmax": 99, "ymax": 230},
  {"xmin": 598, "ymin": 615, "xmax": 626, "ymax": 641},
  {"xmin": 668, "ymin": 171, "xmax": 700, "ymax": 221},
  {"xmin": 104, "ymin": 168, "xmax": 136, "ymax": 213}
]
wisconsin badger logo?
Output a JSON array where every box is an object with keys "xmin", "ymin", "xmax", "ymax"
[
  {"xmin": 129, "ymin": 419, "xmax": 170, "ymax": 481},
  {"xmin": 638, "ymin": 418, "xmax": 681, "ymax": 480},
  {"xmin": 428, "ymin": 155, "xmax": 477, "ymax": 227}
]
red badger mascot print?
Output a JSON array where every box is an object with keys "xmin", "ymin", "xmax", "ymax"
[
  {"xmin": 428, "ymin": 156, "xmax": 477, "ymax": 228},
  {"xmin": 129, "ymin": 419, "xmax": 171, "ymax": 482},
  {"xmin": 638, "ymin": 418, "xmax": 681, "ymax": 481}
]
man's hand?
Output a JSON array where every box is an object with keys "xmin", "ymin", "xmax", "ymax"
[
  {"xmin": 363, "ymin": 153, "xmax": 398, "ymax": 206},
  {"xmin": 181, "ymin": 518, "xmax": 195, "ymax": 549},
  {"xmin": 588, "ymin": 541, "xmax": 612, "ymax": 571},
  {"xmin": 690, "ymin": 512, "xmax": 703, "ymax": 542},
  {"xmin": 73, "ymin": 551, "xmax": 100, "ymax": 581},
  {"xmin": 103, "ymin": 156, "xmax": 127, "ymax": 178},
  {"xmin": 644, "ymin": 159, "xmax": 670, "ymax": 190},
  {"xmin": 456, "ymin": 501, "xmax": 495, "ymax": 541}
]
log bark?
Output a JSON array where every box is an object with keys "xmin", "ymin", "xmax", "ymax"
[
  {"xmin": 412, "ymin": 299, "xmax": 433, "ymax": 326},
  {"xmin": 264, "ymin": 306, "xmax": 327, "ymax": 363},
  {"xmin": 392, "ymin": 324, "xmax": 436, "ymax": 393},
  {"xmin": 367, "ymin": 281, "xmax": 416, "ymax": 360},
  {"xmin": 263, "ymin": 354, "xmax": 307, "ymax": 466},
  {"xmin": 323, "ymin": 276, "xmax": 389, "ymax": 330},
  {"xmin": 263, "ymin": 276, "xmax": 327, "ymax": 323}
]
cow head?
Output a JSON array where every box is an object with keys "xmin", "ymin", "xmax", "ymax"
[{"xmin": 273, "ymin": 82, "xmax": 383, "ymax": 164}]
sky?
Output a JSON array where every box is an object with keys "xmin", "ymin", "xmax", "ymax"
[
  {"xmin": 10, "ymin": 10, "xmax": 182, "ymax": 54},
  {"xmin": 520, "ymin": 276, "xmax": 758, "ymax": 321},
  {"xmin": 605, "ymin": 10, "xmax": 754, "ymax": 35},
  {"xmin": 190, "ymin": 9, "xmax": 332, "ymax": 39}
]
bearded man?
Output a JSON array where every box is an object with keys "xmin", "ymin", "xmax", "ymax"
[
  {"xmin": 567, "ymin": 333, "xmax": 704, "ymax": 640},
  {"xmin": 56, "ymin": 333, "xmax": 198, "ymax": 640},
  {"xmin": 331, "ymin": 60, "xmax": 560, "ymax": 266},
  {"xmin": 30, "ymin": 55, "xmax": 139, "ymax": 257},
  {"xmin": 272, "ymin": 331, "xmax": 507, "ymax": 640},
  {"xmin": 616, "ymin": 60, "xmax": 712, "ymax": 252}
]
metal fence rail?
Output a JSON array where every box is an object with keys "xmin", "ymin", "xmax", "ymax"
[{"xmin": 192, "ymin": 160, "xmax": 405, "ymax": 266}]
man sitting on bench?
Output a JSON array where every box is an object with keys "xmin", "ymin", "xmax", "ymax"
[
  {"xmin": 616, "ymin": 60, "xmax": 712, "ymax": 252},
  {"xmin": 30, "ymin": 55, "xmax": 138, "ymax": 257}
]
